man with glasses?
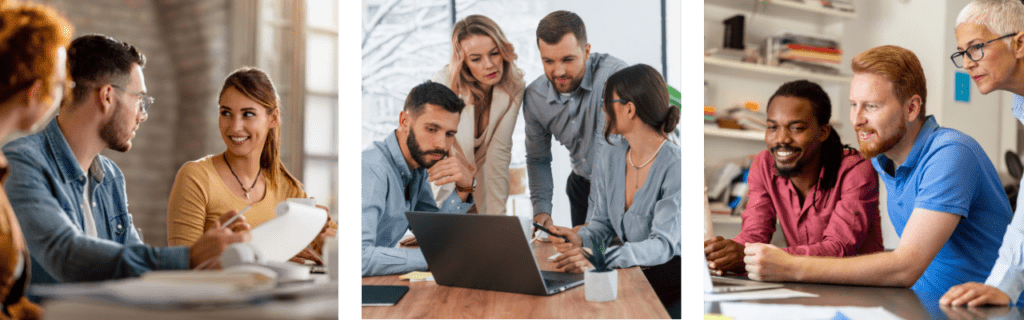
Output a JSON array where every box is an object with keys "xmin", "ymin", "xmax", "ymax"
[
  {"xmin": 942, "ymin": 0, "xmax": 1024, "ymax": 307},
  {"xmin": 2, "ymin": 34, "xmax": 249, "ymax": 286}
]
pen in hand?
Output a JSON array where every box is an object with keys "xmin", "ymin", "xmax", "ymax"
[
  {"xmin": 220, "ymin": 205, "xmax": 251, "ymax": 229},
  {"xmin": 533, "ymin": 223, "xmax": 570, "ymax": 242}
]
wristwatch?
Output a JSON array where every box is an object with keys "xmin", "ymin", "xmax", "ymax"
[{"xmin": 456, "ymin": 178, "xmax": 476, "ymax": 193}]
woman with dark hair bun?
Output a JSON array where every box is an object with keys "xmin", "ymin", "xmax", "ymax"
[
  {"xmin": 548, "ymin": 64, "xmax": 681, "ymax": 318},
  {"xmin": 166, "ymin": 67, "xmax": 336, "ymax": 263}
]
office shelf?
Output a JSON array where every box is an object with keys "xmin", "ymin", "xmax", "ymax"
[
  {"xmin": 706, "ymin": 0, "xmax": 855, "ymax": 22},
  {"xmin": 704, "ymin": 56, "xmax": 851, "ymax": 84},
  {"xmin": 766, "ymin": 0, "xmax": 855, "ymax": 19},
  {"xmin": 704, "ymin": 124, "xmax": 764, "ymax": 142}
]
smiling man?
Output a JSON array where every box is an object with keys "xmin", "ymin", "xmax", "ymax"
[
  {"xmin": 361, "ymin": 81, "xmax": 474, "ymax": 277},
  {"xmin": 743, "ymin": 46, "xmax": 1012, "ymax": 295},
  {"xmin": 524, "ymin": 10, "xmax": 628, "ymax": 230},
  {"xmin": 942, "ymin": 0, "xmax": 1024, "ymax": 307},
  {"xmin": 704, "ymin": 80, "xmax": 882, "ymax": 275}
]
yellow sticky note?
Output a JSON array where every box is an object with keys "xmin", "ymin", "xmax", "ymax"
[{"xmin": 399, "ymin": 271, "xmax": 433, "ymax": 281}]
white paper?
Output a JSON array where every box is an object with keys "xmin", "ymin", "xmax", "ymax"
[
  {"xmin": 704, "ymin": 288, "xmax": 818, "ymax": 302},
  {"xmin": 719, "ymin": 302, "xmax": 903, "ymax": 320},
  {"xmin": 248, "ymin": 202, "xmax": 328, "ymax": 262}
]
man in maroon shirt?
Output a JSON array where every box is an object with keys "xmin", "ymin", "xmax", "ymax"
[{"xmin": 704, "ymin": 80, "xmax": 884, "ymax": 275}]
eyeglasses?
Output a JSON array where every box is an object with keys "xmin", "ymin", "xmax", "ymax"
[
  {"xmin": 951, "ymin": 33, "xmax": 1019, "ymax": 68},
  {"xmin": 111, "ymin": 84, "xmax": 154, "ymax": 115},
  {"xmin": 611, "ymin": 99, "xmax": 628, "ymax": 104}
]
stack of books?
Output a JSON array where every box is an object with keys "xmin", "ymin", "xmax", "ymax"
[
  {"xmin": 724, "ymin": 107, "xmax": 767, "ymax": 132},
  {"xmin": 766, "ymin": 31, "xmax": 842, "ymax": 74},
  {"xmin": 778, "ymin": 43, "xmax": 841, "ymax": 65}
]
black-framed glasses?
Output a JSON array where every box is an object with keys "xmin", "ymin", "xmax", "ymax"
[
  {"xmin": 611, "ymin": 99, "xmax": 628, "ymax": 104},
  {"xmin": 111, "ymin": 84, "xmax": 154, "ymax": 115},
  {"xmin": 951, "ymin": 33, "xmax": 1019, "ymax": 68}
]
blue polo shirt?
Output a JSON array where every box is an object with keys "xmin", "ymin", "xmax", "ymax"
[{"xmin": 873, "ymin": 115, "xmax": 1011, "ymax": 294}]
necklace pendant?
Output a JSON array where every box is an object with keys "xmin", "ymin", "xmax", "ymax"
[{"xmin": 245, "ymin": 192, "xmax": 250, "ymax": 200}]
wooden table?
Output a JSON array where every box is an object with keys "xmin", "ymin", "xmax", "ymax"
[
  {"xmin": 706, "ymin": 280, "xmax": 1024, "ymax": 319},
  {"xmin": 362, "ymin": 241, "xmax": 669, "ymax": 318}
]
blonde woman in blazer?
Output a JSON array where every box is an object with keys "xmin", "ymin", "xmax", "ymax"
[{"xmin": 430, "ymin": 15, "xmax": 525, "ymax": 215}]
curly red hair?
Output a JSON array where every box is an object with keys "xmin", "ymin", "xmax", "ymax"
[{"xmin": 0, "ymin": 0, "xmax": 73, "ymax": 104}]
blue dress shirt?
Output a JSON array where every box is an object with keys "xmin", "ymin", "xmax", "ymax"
[
  {"xmin": 577, "ymin": 139, "xmax": 680, "ymax": 268},
  {"xmin": 2, "ymin": 119, "xmax": 189, "ymax": 284},
  {"xmin": 361, "ymin": 132, "xmax": 472, "ymax": 277}
]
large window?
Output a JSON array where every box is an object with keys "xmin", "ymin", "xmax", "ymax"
[
  {"xmin": 362, "ymin": 0, "xmax": 453, "ymax": 147},
  {"xmin": 258, "ymin": 0, "xmax": 339, "ymax": 215}
]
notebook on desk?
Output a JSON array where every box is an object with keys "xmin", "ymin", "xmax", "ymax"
[
  {"xmin": 704, "ymin": 186, "xmax": 785, "ymax": 294},
  {"xmin": 405, "ymin": 211, "xmax": 584, "ymax": 296}
]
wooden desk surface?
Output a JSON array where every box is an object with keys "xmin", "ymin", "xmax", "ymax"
[
  {"xmin": 707, "ymin": 280, "xmax": 1024, "ymax": 320},
  {"xmin": 362, "ymin": 241, "xmax": 669, "ymax": 319}
]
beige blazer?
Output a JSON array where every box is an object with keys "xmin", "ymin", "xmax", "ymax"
[{"xmin": 430, "ymin": 65, "xmax": 525, "ymax": 215}]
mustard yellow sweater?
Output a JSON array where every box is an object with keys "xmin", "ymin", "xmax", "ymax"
[{"xmin": 166, "ymin": 155, "xmax": 306, "ymax": 246}]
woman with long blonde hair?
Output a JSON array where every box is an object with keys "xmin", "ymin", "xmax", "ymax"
[
  {"xmin": 167, "ymin": 67, "xmax": 335, "ymax": 262},
  {"xmin": 430, "ymin": 15, "xmax": 525, "ymax": 215}
]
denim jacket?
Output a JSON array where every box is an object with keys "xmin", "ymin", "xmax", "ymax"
[{"xmin": 1, "ymin": 119, "xmax": 189, "ymax": 284}]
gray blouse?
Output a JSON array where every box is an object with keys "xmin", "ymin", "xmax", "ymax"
[{"xmin": 577, "ymin": 138, "xmax": 681, "ymax": 269}]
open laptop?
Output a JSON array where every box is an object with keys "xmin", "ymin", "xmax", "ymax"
[
  {"xmin": 405, "ymin": 211, "xmax": 584, "ymax": 296},
  {"xmin": 703, "ymin": 188, "xmax": 781, "ymax": 294}
]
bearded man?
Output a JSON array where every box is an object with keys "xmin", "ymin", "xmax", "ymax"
[
  {"xmin": 742, "ymin": 45, "xmax": 1012, "ymax": 296},
  {"xmin": 704, "ymin": 80, "xmax": 883, "ymax": 275},
  {"xmin": 361, "ymin": 81, "xmax": 474, "ymax": 277}
]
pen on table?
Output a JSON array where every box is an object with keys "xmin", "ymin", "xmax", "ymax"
[
  {"xmin": 532, "ymin": 223, "xmax": 570, "ymax": 242},
  {"xmin": 221, "ymin": 205, "xmax": 251, "ymax": 229}
]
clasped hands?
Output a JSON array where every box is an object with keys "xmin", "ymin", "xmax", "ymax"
[{"xmin": 703, "ymin": 236, "xmax": 795, "ymax": 281}]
